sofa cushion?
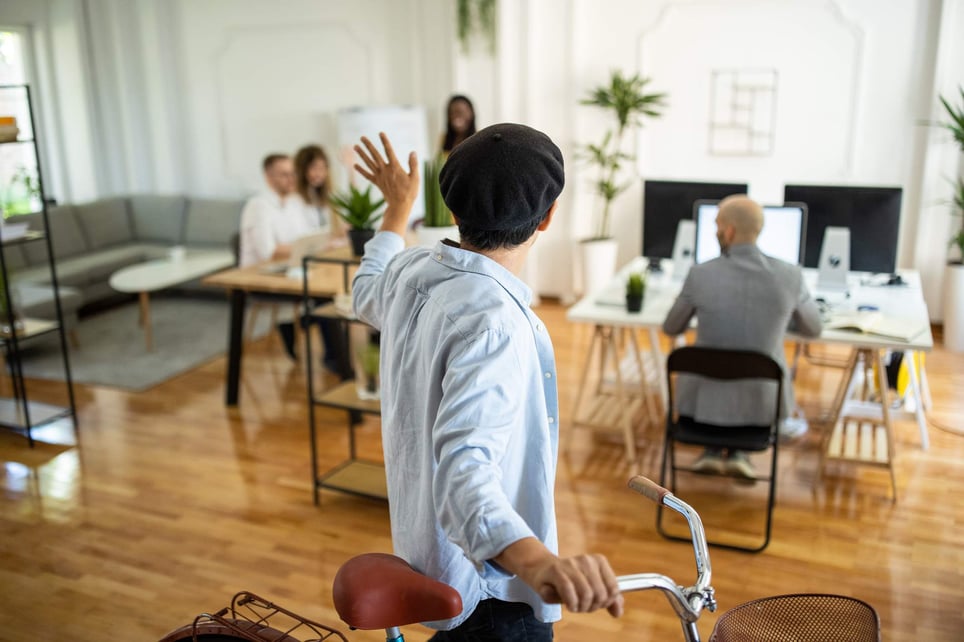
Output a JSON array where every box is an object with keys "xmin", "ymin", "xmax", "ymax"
[
  {"xmin": 0, "ymin": 244, "xmax": 28, "ymax": 272},
  {"xmin": 21, "ymin": 206, "xmax": 90, "ymax": 263},
  {"xmin": 129, "ymin": 194, "xmax": 187, "ymax": 244},
  {"xmin": 75, "ymin": 197, "xmax": 134, "ymax": 250},
  {"xmin": 184, "ymin": 198, "xmax": 243, "ymax": 247},
  {"xmin": 14, "ymin": 258, "xmax": 91, "ymax": 288},
  {"xmin": 16, "ymin": 283, "xmax": 83, "ymax": 320},
  {"xmin": 61, "ymin": 246, "xmax": 155, "ymax": 282}
]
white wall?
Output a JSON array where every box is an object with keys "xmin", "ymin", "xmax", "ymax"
[{"xmin": 2, "ymin": 0, "xmax": 961, "ymax": 318}]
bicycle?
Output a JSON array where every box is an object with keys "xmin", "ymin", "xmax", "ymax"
[{"xmin": 159, "ymin": 476, "xmax": 880, "ymax": 642}]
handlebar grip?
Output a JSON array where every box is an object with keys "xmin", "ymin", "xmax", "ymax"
[{"xmin": 628, "ymin": 475, "xmax": 672, "ymax": 505}]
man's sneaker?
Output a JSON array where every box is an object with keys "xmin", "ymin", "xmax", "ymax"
[
  {"xmin": 726, "ymin": 451, "xmax": 757, "ymax": 481},
  {"xmin": 779, "ymin": 416, "xmax": 809, "ymax": 442},
  {"xmin": 690, "ymin": 450, "xmax": 725, "ymax": 475}
]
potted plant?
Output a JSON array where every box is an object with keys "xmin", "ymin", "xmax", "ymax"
[
  {"xmin": 938, "ymin": 87, "xmax": 964, "ymax": 352},
  {"xmin": 416, "ymin": 154, "xmax": 459, "ymax": 247},
  {"xmin": 625, "ymin": 271, "xmax": 646, "ymax": 313},
  {"xmin": 580, "ymin": 70, "xmax": 666, "ymax": 295},
  {"xmin": 330, "ymin": 184, "xmax": 385, "ymax": 257}
]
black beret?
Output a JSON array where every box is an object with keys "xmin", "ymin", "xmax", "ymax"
[{"xmin": 439, "ymin": 123, "xmax": 564, "ymax": 231}]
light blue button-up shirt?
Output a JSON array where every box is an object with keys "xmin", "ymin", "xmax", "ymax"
[{"xmin": 352, "ymin": 231, "xmax": 561, "ymax": 629}]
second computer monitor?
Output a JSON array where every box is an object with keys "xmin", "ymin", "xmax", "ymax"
[
  {"xmin": 693, "ymin": 201, "xmax": 807, "ymax": 265},
  {"xmin": 642, "ymin": 180, "xmax": 749, "ymax": 259},
  {"xmin": 783, "ymin": 184, "xmax": 902, "ymax": 274}
]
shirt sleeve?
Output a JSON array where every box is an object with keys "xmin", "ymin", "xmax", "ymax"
[
  {"xmin": 662, "ymin": 270, "xmax": 697, "ymax": 336},
  {"xmin": 239, "ymin": 198, "xmax": 277, "ymax": 265},
  {"xmin": 789, "ymin": 271, "xmax": 823, "ymax": 337},
  {"xmin": 352, "ymin": 231, "xmax": 405, "ymax": 329},
  {"xmin": 432, "ymin": 329, "xmax": 537, "ymax": 567}
]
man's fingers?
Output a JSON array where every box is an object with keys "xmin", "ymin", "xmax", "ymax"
[
  {"xmin": 360, "ymin": 136, "xmax": 387, "ymax": 168},
  {"xmin": 408, "ymin": 152, "xmax": 420, "ymax": 180},
  {"xmin": 379, "ymin": 132, "xmax": 400, "ymax": 167},
  {"xmin": 606, "ymin": 594, "xmax": 625, "ymax": 618},
  {"xmin": 354, "ymin": 163, "xmax": 374, "ymax": 182},
  {"xmin": 353, "ymin": 143, "xmax": 377, "ymax": 172}
]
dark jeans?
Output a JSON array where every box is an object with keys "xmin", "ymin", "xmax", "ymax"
[{"xmin": 428, "ymin": 599, "xmax": 553, "ymax": 642}]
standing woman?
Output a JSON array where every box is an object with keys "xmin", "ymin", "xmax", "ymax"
[
  {"xmin": 293, "ymin": 144, "xmax": 345, "ymax": 241},
  {"xmin": 440, "ymin": 95, "xmax": 476, "ymax": 156}
]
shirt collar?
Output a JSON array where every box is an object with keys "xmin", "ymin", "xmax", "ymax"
[
  {"xmin": 434, "ymin": 240, "xmax": 533, "ymax": 307},
  {"xmin": 262, "ymin": 189, "xmax": 286, "ymax": 209},
  {"xmin": 726, "ymin": 242, "xmax": 760, "ymax": 257}
]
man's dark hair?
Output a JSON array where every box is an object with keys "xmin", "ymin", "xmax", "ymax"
[
  {"xmin": 457, "ymin": 210, "xmax": 549, "ymax": 251},
  {"xmin": 262, "ymin": 153, "xmax": 288, "ymax": 171}
]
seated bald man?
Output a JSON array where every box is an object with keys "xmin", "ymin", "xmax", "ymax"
[{"xmin": 661, "ymin": 194, "xmax": 822, "ymax": 478}]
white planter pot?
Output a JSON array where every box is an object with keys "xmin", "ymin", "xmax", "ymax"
[
  {"xmin": 580, "ymin": 238, "xmax": 618, "ymax": 296},
  {"xmin": 416, "ymin": 225, "xmax": 459, "ymax": 248},
  {"xmin": 942, "ymin": 263, "xmax": 964, "ymax": 353}
]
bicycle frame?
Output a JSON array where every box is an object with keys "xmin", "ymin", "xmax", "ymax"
[{"xmin": 616, "ymin": 476, "xmax": 717, "ymax": 642}]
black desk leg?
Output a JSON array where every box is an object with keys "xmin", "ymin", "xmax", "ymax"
[{"xmin": 226, "ymin": 289, "xmax": 246, "ymax": 406}]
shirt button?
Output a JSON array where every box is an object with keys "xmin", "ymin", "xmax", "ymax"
[
  {"xmin": 535, "ymin": 323, "xmax": 544, "ymax": 332},
  {"xmin": 436, "ymin": 254, "xmax": 442, "ymax": 260},
  {"xmin": 545, "ymin": 372, "xmax": 552, "ymax": 379},
  {"xmin": 548, "ymin": 417, "xmax": 555, "ymax": 424}
]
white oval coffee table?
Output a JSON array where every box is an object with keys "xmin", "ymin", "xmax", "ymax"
[{"xmin": 109, "ymin": 250, "xmax": 235, "ymax": 351}]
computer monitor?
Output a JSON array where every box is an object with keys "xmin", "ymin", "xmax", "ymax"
[
  {"xmin": 693, "ymin": 200, "xmax": 807, "ymax": 265},
  {"xmin": 783, "ymin": 184, "xmax": 903, "ymax": 274},
  {"xmin": 642, "ymin": 180, "xmax": 749, "ymax": 260}
]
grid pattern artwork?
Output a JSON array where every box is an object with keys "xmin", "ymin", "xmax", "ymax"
[{"xmin": 709, "ymin": 69, "xmax": 778, "ymax": 156}]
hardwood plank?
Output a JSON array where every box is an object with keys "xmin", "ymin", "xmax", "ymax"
[{"xmin": 0, "ymin": 302, "xmax": 962, "ymax": 641}]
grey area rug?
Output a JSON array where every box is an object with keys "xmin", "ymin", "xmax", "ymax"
[{"xmin": 17, "ymin": 296, "xmax": 272, "ymax": 392}]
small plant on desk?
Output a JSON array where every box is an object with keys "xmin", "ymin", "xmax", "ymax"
[
  {"xmin": 330, "ymin": 185, "xmax": 386, "ymax": 257},
  {"xmin": 626, "ymin": 272, "xmax": 646, "ymax": 313}
]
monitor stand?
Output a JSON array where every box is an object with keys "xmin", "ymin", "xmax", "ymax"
[{"xmin": 646, "ymin": 257, "xmax": 663, "ymax": 273}]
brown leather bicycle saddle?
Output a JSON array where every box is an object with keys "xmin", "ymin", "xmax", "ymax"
[{"xmin": 332, "ymin": 553, "xmax": 463, "ymax": 629}]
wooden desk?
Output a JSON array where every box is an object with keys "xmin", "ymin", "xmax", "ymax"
[
  {"xmin": 202, "ymin": 261, "xmax": 347, "ymax": 406},
  {"xmin": 567, "ymin": 258, "xmax": 934, "ymax": 471}
]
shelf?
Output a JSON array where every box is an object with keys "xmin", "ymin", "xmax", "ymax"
[
  {"xmin": 307, "ymin": 246, "xmax": 361, "ymax": 266},
  {"xmin": 0, "ymin": 318, "xmax": 59, "ymax": 343},
  {"xmin": 310, "ymin": 302, "xmax": 356, "ymax": 321},
  {"xmin": 316, "ymin": 459, "xmax": 388, "ymax": 500},
  {"xmin": 1, "ymin": 230, "xmax": 44, "ymax": 246},
  {"xmin": 0, "ymin": 398, "xmax": 72, "ymax": 432},
  {"xmin": 314, "ymin": 381, "xmax": 381, "ymax": 414}
]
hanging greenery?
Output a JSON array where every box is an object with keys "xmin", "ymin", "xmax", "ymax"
[{"xmin": 456, "ymin": 0, "xmax": 497, "ymax": 54}]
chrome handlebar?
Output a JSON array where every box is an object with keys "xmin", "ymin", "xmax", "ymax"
[{"xmin": 617, "ymin": 476, "xmax": 717, "ymax": 624}]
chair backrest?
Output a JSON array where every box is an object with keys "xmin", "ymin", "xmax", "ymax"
[
  {"xmin": 666, "ymin": 346, "xmax": 783, "ymax": 382},
  {"xmin": 666, "ymin": 346, "xmax": 784, "ymax": 428}
]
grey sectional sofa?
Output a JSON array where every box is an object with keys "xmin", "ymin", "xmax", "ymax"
[{"xmin": 6, "ymin": 194, "xmax": 244, "ymax": 325}]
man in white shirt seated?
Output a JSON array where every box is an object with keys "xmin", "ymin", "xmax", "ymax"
[
  {"xmin": 239, "ymin": 153, "xmax": 311, "ymax": 267},
  {"xmin": 239, "ymin": 154, "xmax": 336, "ymax": 365}
]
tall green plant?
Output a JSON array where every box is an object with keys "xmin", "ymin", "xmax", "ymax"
[
  {"xmin": 939, "ymin": 87, "xmax": 964, "ymax": 263},
  {"xmin": 423, "ymin": 155, "xmax": 453, "ymax": 228},
  {"xmin": 581, "ymin": 70, "xmax": 666, "ymax": 239},
  {"xmin": 329, "ymin": 185, "xmax": 385, "ymax": 230}
]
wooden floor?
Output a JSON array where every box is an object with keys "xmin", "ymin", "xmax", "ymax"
[{"xmin": 1, "ymin": 301, "xmax": 963, "ymax": 641}]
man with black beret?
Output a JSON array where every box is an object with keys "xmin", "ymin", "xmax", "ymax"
[{"xmin": 352, "ymin": 124, "xmax": 623, "ymax": 640}]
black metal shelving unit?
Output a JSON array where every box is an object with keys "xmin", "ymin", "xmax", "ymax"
[
  {"xmin": 0, "ymin": 84, "xmax": 77, "ymax": 446},
  {"xmin": 302, "ymin": 251, "xmax": 385, "ymax": 505}
]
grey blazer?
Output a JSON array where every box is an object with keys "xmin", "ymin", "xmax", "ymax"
[{"xmin": 662, "ymin": 243, "xmax": 822, "ymax": 427}]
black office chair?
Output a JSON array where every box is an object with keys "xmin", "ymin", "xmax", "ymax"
[{"xmin": 658, "ymin": 346, "xmax": 784, "ymax": 553}]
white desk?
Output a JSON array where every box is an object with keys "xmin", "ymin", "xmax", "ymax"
[{"xmin": 566, "ymin": 258, "xmax": 933, "ymax": 469}]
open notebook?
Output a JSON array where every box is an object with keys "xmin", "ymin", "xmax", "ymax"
[{"xmin": 824, "ymin": 311, "xmax": 929, "ymax": 343}]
